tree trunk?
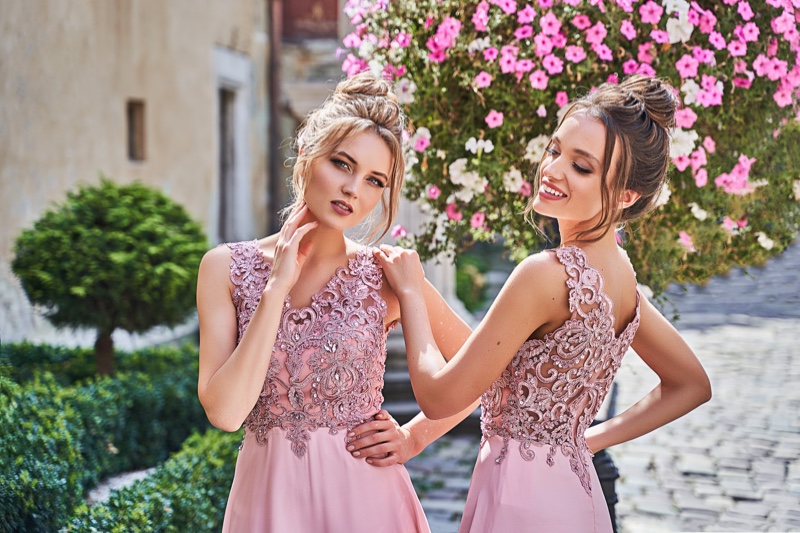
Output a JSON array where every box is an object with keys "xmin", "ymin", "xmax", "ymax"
[{"xmin": 95, "ymin": 330, "xmax": 115, "ymax": 375}]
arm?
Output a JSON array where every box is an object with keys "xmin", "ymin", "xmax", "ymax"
[
  {"xmin": 197, "ymin": 205, "xmax": 317, "ymax": 431},
  {"xmin": 374, "ymin": 246, "xmax": 562, "ymax": 420},
  {"xmin": 584, "ymin": 296, "xmax": 712, "ymax": 453},
  {"xmin": 347, "ymin": 278, "xmax": 479, "ymax": 465}
]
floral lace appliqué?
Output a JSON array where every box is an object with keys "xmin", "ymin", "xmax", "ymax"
[
  {"xmin": 226, "ymin": 241, "xmax": 388, "ymax": 458},
  {"xmin": 480, "ymin": 246, "xmax": 640, "ymax": 495}
]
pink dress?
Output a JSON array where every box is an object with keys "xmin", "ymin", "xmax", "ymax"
[
  {"xmin": 221, "ymin": 241, "xmax": 429, "ymax": 533},
  {"xmin": 459, "ymin": 246, "xmax": 640, "ymax": 533}
]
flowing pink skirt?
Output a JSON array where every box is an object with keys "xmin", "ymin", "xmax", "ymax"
[
  {"xmin": 459, "ymin": 436, "xmax": 613, "ymax": 533},
  {"xmin": 222, "ymin": 428, "xmax": 430, "ymax": 533}
]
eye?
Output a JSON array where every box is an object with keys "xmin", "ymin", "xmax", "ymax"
[
  {"xmin": 573, "ymin": 163, "xmax": 592, "ymax": 174},
  {"xmin": 545, "ymin": 146, "xmax": 559, "ymax": 156},
  {"xmin": 367, "ymin": 176, "xmax": 387, "ymax": 188},
  {"xmin": 332, "ymin": 158, "xmax": 351, "ymax": 171}
]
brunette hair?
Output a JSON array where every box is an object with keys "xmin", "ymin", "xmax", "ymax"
[
  {"xmin": 526, "ymin": 75, "xmax": 678, "ymax": 243},
  {"xmin": 286, "ymin": 72, "xmax": 406, "ymax": 242}
]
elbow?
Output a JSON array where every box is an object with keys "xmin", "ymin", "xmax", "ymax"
[
  {"xmin": 199, "ymin": 394, "xmax": 245, "ymax": 432},
  {"xmin": 698, "ymin": 375, "xmax": 712, "ymax": 406},
  {"xmin": 417, "ymin": 396, "xmax": 457, "ymax": 421}
]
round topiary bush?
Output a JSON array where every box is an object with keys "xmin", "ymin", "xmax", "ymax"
[{"xmin": 12, "ymin": 178, "xmax": 208, "ymax": 374}]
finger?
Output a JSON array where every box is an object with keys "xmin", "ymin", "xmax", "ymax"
[
  {"xmin": 352, "ymin": 442, "xmax": 394, "ymax": 458},
  {"xmin": 281, "ymin": 203, "xmax": 310, "ymax": 235},
  {"xmin": 365, "ymin": 453, "xmax": 401, "ymax": 467}
]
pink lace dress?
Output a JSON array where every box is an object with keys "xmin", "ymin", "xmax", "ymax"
[
  {"xmin": 221, "ymin": 241, "xmax": 429, "ymax": 533},
  {"xmin": 459, "ymin": 246, "xmax": 640, "ymax": 533}
]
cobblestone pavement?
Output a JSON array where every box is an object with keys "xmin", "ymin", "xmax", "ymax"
[{"xmin": 404, "ymin": 242, "xmax": 800, "ymax": 533}]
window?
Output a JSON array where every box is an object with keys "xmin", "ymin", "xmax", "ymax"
[{"xmin": 127, "ymin": 99, "xmax": 145, "ymax": 161}]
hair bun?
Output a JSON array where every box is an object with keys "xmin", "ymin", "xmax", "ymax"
[
  {"xmin": 619, "ymin": 75, "xmax": 678, "ymax": 131},
  {"xmin": 335, "ymin": 72, "xmax": 399, "ymax": 104}
]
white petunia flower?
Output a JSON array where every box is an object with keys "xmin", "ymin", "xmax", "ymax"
[
  {"xmin": 503, "ymin": 167, "xmax": 525, "ymax": 193},
  {"xmin": 681, "ymin": 79, "xmax": 700, "ymax": 106},
  {"xmin": 653, "ymin": 182, "xmax": 672, "ymax": 208},
  {"xmin": 468, "ymin": 37, "xmax": 491, "ymax": 53},
  {"xmin": 395, "ymin": 78, "xmax": 417, "ymax": 105},
  {"xmin": 524, "ymin": 134, "xmax": 551, "ymax": 162},
  {"xmin": 662, "ymin": 0, "xmax": 690, "ymax": 15},
  {"xmin": 670, "ymin": 128, "xmax": 699, "ymax": 158},
  {"xmin": 756, "ymin": 232, "xmax": 775, "ymax": 250},
  {"xmin": 689, "ymin": 202, "xmax": 708, "ymax": 221},
  {"xmin": 667, "ymin": 13, "xmax": 694, "ymax": 43}
]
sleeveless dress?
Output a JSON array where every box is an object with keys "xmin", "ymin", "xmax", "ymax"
[
  {"xmin": 459, "ymin": 246, "xmax": 640, "ymax": 533},
  {"xmin": 221, "ymin": 241, "xmax": 429, "ymax": 533}
]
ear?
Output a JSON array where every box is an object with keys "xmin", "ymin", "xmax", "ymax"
[{"xmin": 619, "ymin": 189, "xmax": 641, "ymax": 209}]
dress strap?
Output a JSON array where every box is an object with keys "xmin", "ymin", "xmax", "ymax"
[{"xmin": 554, "ymin": 246, "xmax": 607, "ymax": 319}]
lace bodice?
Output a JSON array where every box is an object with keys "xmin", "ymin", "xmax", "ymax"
[
  {"xmin": 227, "ymin": 241, "xmax": 389, "ymax": 457},
  {"xmin": 480, "ymin": 246, "xmax": 640, "ymax": 494}
]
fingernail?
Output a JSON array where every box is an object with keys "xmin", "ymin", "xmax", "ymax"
[
  {"xmin": 348, "ymin": 432, "xmax": 354, "ymax": 437},
  {"xmin": 353, "ymin": 451, "xmax": 361, "ymax": 457},
  {"xmin": 347, "ymin": 445, "xmax": 354, "ymax": 451},
  {"xmin": 366, "ymin": 459, "xmax": 372, "ymax": 464}
]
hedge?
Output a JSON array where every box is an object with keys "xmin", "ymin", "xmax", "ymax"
[
  {"xmin": 65, "ymin": 429, "xmax": 240, "ymax": 532},
  {"xmin": 0, "ymin": 363, "xmax": 208, "ymax": 532}
]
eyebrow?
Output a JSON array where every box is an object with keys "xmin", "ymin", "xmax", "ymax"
[
  {"xmin": 551, "ymin": 135, "xmax": 602, "ymax": 167},
  {"xmin": 334, "ymin": 150, "xmax": 390, "ymax": 181}
]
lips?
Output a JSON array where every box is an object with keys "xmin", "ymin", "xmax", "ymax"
[
  {"xmin": 331, "ymin": 200, "xmax": 354, "ymax": 215},
  {"xmin": 539, "ymin": 181, "xmax": 567, "ymax": 198}
]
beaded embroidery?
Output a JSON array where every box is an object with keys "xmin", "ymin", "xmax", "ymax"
[
  {"xmin": 480, "ymin": 246, "xmax": 640, "ymax": 494},
  {"xmin": 227, "ymin": 241, "xmax": 388, "ymax": 458}
]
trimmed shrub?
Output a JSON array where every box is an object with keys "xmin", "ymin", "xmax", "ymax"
[
  {"xmin": 11, "ymin": 178, "xmax": 207, "ymax": 374},
  {"xmin": 0, "ymin": 365, "xmax": 208, "ymax": 533},
  {"xmin": 65, "ymin": 429, "xmax": 241, "ymax": 533}
]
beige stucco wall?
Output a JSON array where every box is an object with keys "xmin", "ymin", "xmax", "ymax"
[{"xmin": 0, "ymin": 0, "xmax": 271, "ymax": 345}]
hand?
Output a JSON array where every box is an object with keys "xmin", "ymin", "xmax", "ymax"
[
  {"xmin": 346, "ymin": 410, "xmax": 418, "ymax": 466},
  {"xmin": 372, "ymin": 245, "xmax": 425, "ymax": 297},
  {"xmin": 267, "ymin": 203, "xmax": 318, "ymax": 293}
]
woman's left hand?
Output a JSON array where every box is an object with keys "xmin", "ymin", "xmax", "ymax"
[{"xmin": 346, "ymin": 410, "xmax": 417, "ymax": 466}]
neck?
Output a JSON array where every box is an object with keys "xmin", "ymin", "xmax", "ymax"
[
  {"xmin": 302, "ymin": 225, "xmax": 349, "ymax": 262},
  {"xmin": 557, "ymin": 220, "xmax": 619, "ymax": 251}
]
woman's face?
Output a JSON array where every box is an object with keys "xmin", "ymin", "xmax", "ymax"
[
  {"xmin": 532, "ymin": 113, "xmax": 618, "ymax": 230},
  {"xmin": 303, "ymin": 130, "xmax": 393, "ymax": 232}
]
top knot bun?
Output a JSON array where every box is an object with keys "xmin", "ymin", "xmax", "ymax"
[
  {"xmin": 618, "ymin": 75, "xmax": 678, "ymax": 131},
  {"xmin": 335, "ymin": 72, "xmax": 399, "ymax": 105}
]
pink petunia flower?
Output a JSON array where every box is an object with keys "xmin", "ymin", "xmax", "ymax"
[
  {"xmin": 475, "ymin": 71, "xmax": 493, "ymax": 88},
  {"xmin": 727, "ymin": 40, "xmax": 747, "ymax": 58},
  {"xmin": 708, "ymin": 32, "xmax": 726, "ymax": 50},
  {"xmin": 414, "ymin": 136, "xmax": 431, "ymax": 152},
  {"xmin": 675, "ymin": 107, "xmax": 698, "ymax": 128},
  {"xmin": 676, "ymin": 54, "xmax": 700, "ymax": 78},
  {"xmin": 638, "ymin": 42, "xmax": 654, "ymax": 64},
  {"xmin": 555, "ymin": 91, "xmax": 569, "ymax": 107},
  {"xmin": 537, "ymin": 104, "xmax": 547, "ymax": 117},
  {"xmin": 446, "ymin": 203, "xmax": 463, "ymax": 221},
  {"xmin": 694, "ymin": 168, "xmax": 708, "ymax": 187},
  {"xmin": 390, "ymin": 224, "xmax": 407, "ymax": 239},
  {"xmin": 571, "ymin": 14, "xmax": 591, "ymax": 30},
  {"xmin": 427, "ymin": 185, "xmax": 441, "ymax": 199},
  {"xmin": 592, "ymin": 43, "xmax": 613, "ymax": 61},
  {"xmin": 517, "ymin": 5, "xmax": 536, "ymax": 24},
  {"xmin": 515, "ymin": 25, "xmax": 534, "ymax": 40},
  {"xmin": 542, "ymin": 54, "xmax": 564, "ymax": 74},
  {"xmin": 678, "ymin": 231, "xmax": 697, "ymax": 253},
  {"xmin": 539, "ymin": 12, "xmax": 562, "ymax": 35},
  {"xmin": 485, "ymin": 110, "xmax": 504, "ymax": 128},
  {"xmin": 534, "ymin": 34, "xmax": 554, "ymax": 57},
  {"xmin": 565, "ymin": 45, "xmax": 587, "ymax": 63},
  {"xmin": 639, "ymin": 1, "xmax": 663, "ymax": 25},
  {"xmin": 484, "ymin": 47, "xmax": 499, "ymax": 61},
  {"xmin": 650, "ymin": 30, "xmax": 670, "ymax": 44},
  {"xmin": 623, "ymin": 59, "xmax": 639, "ymax": 74},
  {"xmin": 585, "ymin": 22, "xmax": 608, "ymax": 45},
  {"xmin": 529, "ymin": 69, "xmax": 549, "ymax": 89},
  {"xmin": 620, "ymin": 19, "xmax": 637, "ymax": 40},
  {"xmin": 737, "ymin": 1, "xmax": 754, "ymax": 21},
  {"xmin": 519, "ymin": 181, "xmax": 533, "ymax": 197},
  {"xmin": 470, "ymin": 212, "xmax": 486, "ymax": 229},
  {"xmin": 703, "ymin": 136, "xmax": 716, "ymax": 153}
]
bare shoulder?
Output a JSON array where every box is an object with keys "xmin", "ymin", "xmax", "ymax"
[{"xmin": 511, "ymin": 250, "xmax": 569, "ymax": 296}]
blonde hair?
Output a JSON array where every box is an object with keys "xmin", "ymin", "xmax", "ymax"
[
  {"xmin": 525, "ymin": 75, "xmax": 678, "ymax": 243},
  {"xmin": 286, "ymin": 72, "xmax": 406, "ymax": 243}
]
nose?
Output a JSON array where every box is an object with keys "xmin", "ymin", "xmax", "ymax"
[{"xmin": 341, "ymin": 176, "xmax": 359, "ymax": 198}]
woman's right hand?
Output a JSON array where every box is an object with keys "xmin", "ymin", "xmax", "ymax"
[
  {"xmin": 267, "ymin": 203, "xmax": 318, "ymax": 294},
  {"xmin": 372, "ymin": 245, "xmax": 425, "ymax": 298}
]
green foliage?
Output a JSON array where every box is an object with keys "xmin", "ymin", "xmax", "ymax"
[
  {"xmin": 65, "ymin": 429, "xmax": 241, "ymax": 533},
  {"xmin": 456, "ymin": 253, "xmax": 489, "ymax": 312},
  {"xmin": 0, "ymin": 345, "xmax": 208, "ymax": 533},
  {"xmin": 11, "ymin": 177, "xmax": 207, "ymax": 369},
  {"xmin": 0, "ymin": 342, "xmax": 199, "ymax": 386}
]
